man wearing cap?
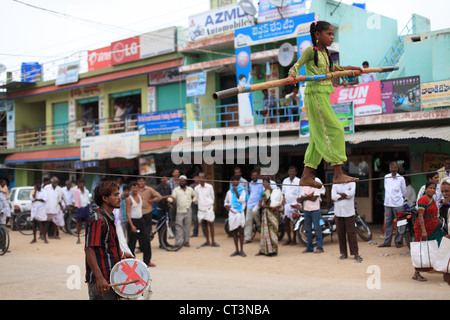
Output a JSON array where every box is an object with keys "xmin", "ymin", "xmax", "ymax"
[{"xmin": 169, "ymin": 175, "xmax": 198, "ymax": 247}]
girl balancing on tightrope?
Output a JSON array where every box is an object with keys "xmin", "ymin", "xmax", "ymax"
[{"xmin": 288, "ymin": 20, "xmax": 363, "ymax": 188}]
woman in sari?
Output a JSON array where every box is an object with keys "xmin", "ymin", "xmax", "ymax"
[
  {"xmin": 257, "ymin": 178, "xmax": 281, "ymax": 256},
  {"xmin": 412, "ymin": 181, "xmax": 445, "ymax": 281}
]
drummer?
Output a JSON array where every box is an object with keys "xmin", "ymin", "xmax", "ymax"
[{"xmin": 85, "ymin": 181, "xmax": 133, "ymax": 300}]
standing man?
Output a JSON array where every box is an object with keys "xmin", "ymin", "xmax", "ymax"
[
  {"xmin": 244, "ymin": 170, "xmax": 263, "ymax": 243},
  {"xmin": 195, "ymin": 172, "xmax": 218, "ymax": 247},
  {"xmin": 137, "ymin": 176, "xmax": 161, "ymax": 267},
  {"xmin": 281, "ymin": 166, "xmax": 302, "ymax": 245},
  {"xmin": 438, "ymin": 158, "xmax": 450, "ymax": 181},
  {"xmin": 44, "ymin": 177, "xmax": 65, "ymax": 240},
  {"xmin": 224, "ymin": 176, "xmax": 248, "ymax": 257},
  {"xmin": 438, "ymin": 158, "xmax": 450, "ymax": 227},
  {"xmin": 0, "ymin": 179, "xmax": 10, "ymax": 227},
  {"xmin": 231, "ymin": 167, "xmax": 249, "ymax": 195},
  {"xmin": 379, "ymin": 161, "xmax": 407, "ymax": 248},
  {"xmin": 360, "ymin": 61, "xmax": 376, "ymax": 83},
  {"xmin": 168, "ymin": 168, "xmax": 181, "ymax": 191},
  {"xmin": 190, "ymin": 174, "xmax": 200, "ymax": 238},
  {"xmin": 155, "ymin": 174, "xmax": 173, "ymax": 248},
  {"xmin": 169, "ymin": 175, "xmax": 197, "ymax": 247},
  {"xmin": 62, "ymin": 180, "xmax": 75, "ymax": 210},
  {"xmin": 30, "ymin": 179, "xmax": 47, "ymax": 244},
  {"xmin": 298, "ymin": 170, "xmax": 323, "ymax": 254},
  {"xmin": 74, "ymin": 179, "xmax": 91, "ymax": 244},
  {"xmin": 85, "ymin": 181, "xmax": 133, "ymax": 300},
  {"xmin": 126, "ymin": 181, "xmax": 151, "ymax": 267},
  {"xmin": 331, "ymin": 179, "xmax": 362, "ymax": 262}
]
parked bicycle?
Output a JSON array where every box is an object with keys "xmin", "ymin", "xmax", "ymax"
[
  {"xmin": 0, "ymin": 224, "xmax": 10, "ymax": 255},
  {"xmin": 15, "ymin": 211, "xmax": 33, "ymax": 236},
  {"xmin": 150, "ymin": 209, "xmax": 186, "ymax": 251}
]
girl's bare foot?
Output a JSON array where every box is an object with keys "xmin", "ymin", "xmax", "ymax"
[
  {"xmin": 333, "ymin": 173, "xmax": 359, "ymax": 184},
  {"xmin": 300, "ymin": 176, "xmax": 323, "ymax": 188}
]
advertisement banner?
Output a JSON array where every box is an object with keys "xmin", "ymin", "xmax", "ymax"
[
  {"xmin": 148, "ymin": 67, "xmax": 186, "ymax": 86},
  {"xmin": 139, "ymin": 155, "xmax": 157, "ymax": 175},
  {"xmin": 186, "ymin": 72, "xmax": 207, "ymax": 97},
  {"xmin": 300, "ymin": 102, "xmax": 354, "ymax": 137},
  {"xmin": 188, "ymin": 3, "xmax": 254, "ymax": 42},
  {"xmin": 137, "ymin": 110, "xmax": 184, "ymax": 136},
  {"xmin": 111, "ymin": 36, "xmax": 140, "ymax": 65},
  {"xmin": 88, "ymin": 46, "xmax": 112, "ymax": 71},
  {"xmin": 381, "ymin": 76, "xmax": 421, "ymax": 113},
  {"xmin": 81, "ymin": 131, "xmax": 140, "ymax": 161},
  {"xmin": 235, "ymin": 46, "xmax": 254, "ymax": 126},
  {"xmin": 258, "ymin": 0, "xmax": 306, "ymax": 23},
  {"xmin": 330, "ymin": 81, "xmax": 382, "ymax": 116},
  {"xmin": 55, "ymin": 61, "xmax": 80, "ymax": 86},
  {"xmin": 420, "ymin": 80, "xmax": 450, "ymax": 110},
  {"xmin": 235, "ymin": 12, "xmax": 314, "ymax": 48}
]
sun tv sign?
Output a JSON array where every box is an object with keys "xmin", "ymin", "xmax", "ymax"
[{"xmin": 331, "ymin": 80, "xmax": 382, "ymax": 116}]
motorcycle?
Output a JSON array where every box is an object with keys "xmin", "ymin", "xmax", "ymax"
[
  {"xmin": 393, "ymin": 204, "xmax": 417, "ymax": 249},
  {"xmin": 294, "ymin": 205, "xmax": 372, "ymax": 246},
  {"xmin": 294, "ymin": 206, "xmax": 336, "ymax": 246}
]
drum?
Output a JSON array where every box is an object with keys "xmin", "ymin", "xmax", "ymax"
[{"xmin": 110, "ymin": 259, "xmax": 151, "ymax": 299}]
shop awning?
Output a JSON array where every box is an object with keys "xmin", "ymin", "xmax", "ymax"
[
  {"xmin": 4, "ymin": 147, "xmax": 80, "ymax": 165},
  {"xmin": 345, "ymin": 126, "xmax": 450, "ymax": 144},
  {"xmin": 171, "ymin": 125, "xmax": 450, "ymax": 152}
]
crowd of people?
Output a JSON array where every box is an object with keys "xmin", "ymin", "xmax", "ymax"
[{"xmin": 1, "ymin": 157, "xmax": 450, "ymax": 299}]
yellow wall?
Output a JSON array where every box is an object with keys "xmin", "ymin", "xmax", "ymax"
[{"xmin": 103, "ymin": 75, "xmax": 148, "ymax": 117}]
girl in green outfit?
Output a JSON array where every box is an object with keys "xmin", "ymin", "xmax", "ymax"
[{"xmin": 288, "ymin": 21, "xmax": 362, "ymax": 188}]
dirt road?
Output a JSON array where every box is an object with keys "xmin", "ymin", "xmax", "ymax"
[{"xmin": 0, "ymin": 222, "xmax": 449, "ymax": 300}]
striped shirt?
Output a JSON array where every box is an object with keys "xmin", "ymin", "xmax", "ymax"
[{"xmin": 85, "ymin": 206, "xmax": 120, "ymax": 284}]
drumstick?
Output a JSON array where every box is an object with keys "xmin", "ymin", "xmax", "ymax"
[{"xmin": 108, "ymin": 279, "xmax": 139, "ymax": 287}]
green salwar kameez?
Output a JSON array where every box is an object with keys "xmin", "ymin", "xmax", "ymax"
[{"xmin": 289, "ymin": 46, "xmax": 347, "ymax": 169}]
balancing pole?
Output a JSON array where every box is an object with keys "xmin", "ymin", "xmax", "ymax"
[{"xmin": 212, "ymin": 66, "xmax": 398, "ymax": 100}]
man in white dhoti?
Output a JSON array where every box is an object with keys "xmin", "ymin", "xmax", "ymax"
[
  {"xmin": 195, "ymin": 172, "xmax": 218, "ymax": 248},
  {"xmin": 282, "ymin": 166, "xmax": 302, "ymax": 245},
  {"xmin": 224, "ymin": 176, "xmax": 247, "ymax": 257},
  {"xmin": 30, "ymin": 180, "xmax": 48, "ymax": 243},
  {"xmin": 44, "ymin": 177, "xmax": 65, "ymax": 239}
]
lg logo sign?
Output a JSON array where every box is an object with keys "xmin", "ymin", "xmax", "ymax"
[{"xmin": 111, "ymin": 36, "xmax": 140, "ymax": 65}]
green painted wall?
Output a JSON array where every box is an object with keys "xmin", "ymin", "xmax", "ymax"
[{"xmin": 310, "ymin": 0, "xmax": 398, "ymax": 69}]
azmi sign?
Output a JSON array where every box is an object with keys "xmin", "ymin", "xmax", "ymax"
[{"xmin": 331, "ymin": 81, "xmax": 382, "ymax": 116}]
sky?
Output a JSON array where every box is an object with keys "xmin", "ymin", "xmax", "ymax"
[{"xmin": 0, "ymin": 0, "xmax": 449, "ymax": 75}]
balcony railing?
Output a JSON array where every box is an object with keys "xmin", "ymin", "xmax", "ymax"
[{"xmin": 197, "ymin": 98, "xmax": 300, "ymax": 128}]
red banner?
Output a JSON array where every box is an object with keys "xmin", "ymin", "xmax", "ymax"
[
  {"xmin": 111, "ymin": 36, "xmax": 140, "ymax": 65},
  {"xmin": 87, "ymin": 46, "xmax": 111, "ymax": 71},
  {"xmin": 330, "ymin": 80, "xmax": 382, "ymax": 116}
]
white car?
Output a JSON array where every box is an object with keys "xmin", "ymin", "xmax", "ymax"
[{"xmin": 9, "ymin": 186, "xmax": 33, "ymax": 229}]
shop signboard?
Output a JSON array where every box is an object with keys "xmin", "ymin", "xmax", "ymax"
[
  {"xmin": 380, "ymin": 76, "xmax": 421, "ymax": 114},
  {"xmin": 420, "ymin": 79, "xmax": 450, "ymax": 110},
  {"xmin": 137, "ymin": 110, "xmax": 183, "ymax": 136},
  {"xmin": 330, "ymin": 81, "xmax": 382, "ymax": 116},
  {"xmin": 188, "ymin": 3, "xmax": 254, "ymax": 42},
  {"xmin": 88, "ymin": 46, "xmax": 112, "ymax": 71},
  {"xmin": 186, "ymin": 72, "xmax": 207, "ymax": 97},
  {"xmin": 300, "ymin": 101, "xmax": 354, "ymax": 137},
  {"xmin": 111, "ymin": 36, "xmax": 140, "ymax": 65},
  {"xmin": 235, "ymin": 12, "xmax": 313, "ymax": 48},
  {"xmin": 258, "ymin": 0, "xmax": 306, "ymax": 23},
  {"xmin": 81, "ymin": 131, "xmax": 140, "ymax": 161},
  {"xmin": 55, "ymin": 61, "xmax": 80, "ymax": 86}
]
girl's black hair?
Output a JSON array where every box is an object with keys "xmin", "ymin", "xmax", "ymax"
[
  {"xmin": 310, "ymin": 21, "xmax": 334, "ymax": 72},
  {"xmin": 425, "ymin": 181, "xmax": 437, "ymax": 189}
]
